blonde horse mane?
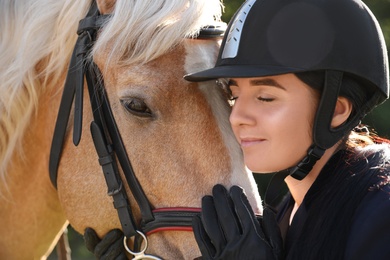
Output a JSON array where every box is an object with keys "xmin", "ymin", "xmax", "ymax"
[
  {"xmin": 94, "ymin": 0, "xmax": 223, "ymax": 66},
  {"xmin": 0, "ymin": 0, "xmax": 223, "ymax": 186}
]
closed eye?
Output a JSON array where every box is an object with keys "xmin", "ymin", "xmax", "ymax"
[
  {"xmin": 258, "ymin": 97, "xmax": 274, "ymax": 102},
  {"xmin": 120, "ymin": 98, "xmax": 153, "ymax": 118},
  {"xmin": 228, "ymin": 96, "xmax": 274, "ymax": 106}
]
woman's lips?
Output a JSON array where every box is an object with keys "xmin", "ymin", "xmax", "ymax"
[{"xmin": 240, "ymin": 138, "xmax": 266, "ymax": 147}]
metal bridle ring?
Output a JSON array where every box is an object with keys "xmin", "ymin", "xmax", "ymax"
[{"xmin": 123, "ymin": 230, "xmax": 162, "ymax": 260}]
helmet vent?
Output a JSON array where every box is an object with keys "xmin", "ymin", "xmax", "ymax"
[{"xmin": 221, "ymin": 0, "xmax": 256, "ymax": 59}]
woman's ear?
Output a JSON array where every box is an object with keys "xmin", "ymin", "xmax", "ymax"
[{"xmin": 331, "ymin": 96, "xmax": 353, "ymax": 128}]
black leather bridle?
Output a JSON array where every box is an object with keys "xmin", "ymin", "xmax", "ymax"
[{"xmin": 48, "ymin": 1, "xmax": 224, "ymax": 258}]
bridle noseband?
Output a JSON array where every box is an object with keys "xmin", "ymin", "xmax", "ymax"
[{"xmin": 49, "ymin": 1, "xmax": 224, "ymax": 258}]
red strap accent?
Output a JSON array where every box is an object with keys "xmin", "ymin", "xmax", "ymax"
[
  {"xmin": 146, "ymin": 226, "xmax": 194, "ymax": 235},
  {"xmin": 146, "ymin": 207, "xmax": 201, "ymax": 235},
  {"xmin": 152, "ymin": 207, "xmax": 201, "ymax": 213}
]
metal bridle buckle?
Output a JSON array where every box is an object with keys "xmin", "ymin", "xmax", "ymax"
[{"xmin": 123, "ymin": 231, "xmax": 162, "ymax": 260}]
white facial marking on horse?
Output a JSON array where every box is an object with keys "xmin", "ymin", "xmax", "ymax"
[{"xmin": 184, "ymin": 41, "xmax": 262, "ymax": 214}]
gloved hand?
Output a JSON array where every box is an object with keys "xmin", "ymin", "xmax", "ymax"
[
  {"xmin": 192, "ymin": 184, "xmax": 283, "ymax": 260},
  {"xmin": 84, "ymin": 228, "xmax": 127, "ymax": 260}
]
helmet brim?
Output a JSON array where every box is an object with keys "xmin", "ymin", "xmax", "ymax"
[{"xmin": 184, "ymin": 64, "xmax": 304, "ymax": 82}]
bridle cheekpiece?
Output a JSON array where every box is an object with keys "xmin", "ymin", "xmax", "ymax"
[{"xmin": 49, "ymin": 1, "xmax": 224, "ymax": 258}]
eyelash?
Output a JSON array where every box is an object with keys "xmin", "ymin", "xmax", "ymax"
[
  {"xmin": 228, "ymin": 95, "xmax": 237, "ymax": 101},
  {"xmin": 228, "ymin": 96, "xmax": 274, "ymax": 102},
  {"xmin": 226, "ymin": 85, "xmax": 274, "ymax": 104},
  {"xmin": 258, "ymin": 97, "xmax": 274, "ymax": 102}
]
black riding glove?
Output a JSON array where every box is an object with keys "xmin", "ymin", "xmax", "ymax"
[
  {"xmin": 84, "ymin": 228, "xmax": 127, "ymax": 260},
  {"xmin": 192, "ymin": 184, "xmax": 283, "ymax": 260}
]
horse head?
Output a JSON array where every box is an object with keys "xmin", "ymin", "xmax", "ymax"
[{"xmin": 0, "ymin": 0, "xmax": 262, "ymax": 259}]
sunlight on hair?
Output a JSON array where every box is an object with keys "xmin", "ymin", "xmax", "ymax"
[{"xmin": 92, "ymin": 0, "xmax": 223, "ymax": 67}]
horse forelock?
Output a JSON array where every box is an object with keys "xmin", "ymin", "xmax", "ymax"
[{"xmin": 93, "ymin": 0, "xmax": 223, "ymax": 68}]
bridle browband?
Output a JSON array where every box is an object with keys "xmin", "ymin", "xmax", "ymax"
[{"xmin": 48, "ymin": 1, "xmax": 224, "ymax": 258}]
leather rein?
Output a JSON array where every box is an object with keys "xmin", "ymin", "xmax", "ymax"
[{"xmin": 48, "ymin": 1, "xmax": 224, "ymax": 258}]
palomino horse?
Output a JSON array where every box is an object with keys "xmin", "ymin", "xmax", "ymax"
[{"xmin": 0, "ymin": 0, "xmax": 262, "ymax": 259}]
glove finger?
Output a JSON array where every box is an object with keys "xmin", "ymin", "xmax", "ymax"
[
  {"xmin": 84, "ymin": 227, "xmax": 101, "ymax": 253},
  {"xmin": 100, "ymin": 235, "xmax": 126, "ymax": 260},
  {"xmin": 193, "ymin": 215, "xmax": 216, "ymax": 259},
  {"xmin": 115, "ymin": 253, "xmax": 128, "ymax": 260},
  {"xmin": 201, "ymin": 195, "xmax": 226, "ymax": 256},
  {"xmin": 229, "ymin": 186, "xmax": 263, "ymax": 238},
  {"xmin": 94, "ymin": 229, "xmax": 124, "ymax": 258},
  {"xmin": 212, "ymin": 184, "xmax": 241, "ymax": 243},
  {"xmin": 263, "ymin": 207, "xmax": 283, "ymax": 257}
]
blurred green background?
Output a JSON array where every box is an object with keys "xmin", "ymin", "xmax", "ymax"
[{"xmin": 49, "ymin": 0, "xmax": 390, "ymax": 258}]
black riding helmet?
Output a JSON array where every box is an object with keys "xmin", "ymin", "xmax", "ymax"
[{"xmin": 185, "ymin": 0, "xmax": 389, "ymax": 180}]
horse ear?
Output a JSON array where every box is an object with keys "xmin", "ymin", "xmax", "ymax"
[{"xmin": 96, "ymin": 0, "xmax": 116, "ymax": 14}]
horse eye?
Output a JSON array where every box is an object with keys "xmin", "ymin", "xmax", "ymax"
[{"xmin": 120, "ymin": 98, "xmax": 153, "ymax": 118}]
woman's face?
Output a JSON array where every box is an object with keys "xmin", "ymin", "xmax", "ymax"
[{"xmin": 228, "ymin": 73, "xmax": 319, "ymax": 173}]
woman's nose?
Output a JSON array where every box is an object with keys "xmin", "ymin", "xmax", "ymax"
[{"xmin": 229, "ymin": 98, "xmax": 256, "ymax": 127}]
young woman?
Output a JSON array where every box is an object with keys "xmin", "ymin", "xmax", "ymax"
[
  {"xmin": 184, "ymin": 0, "xmax": 390, "ymax": 259},
  {"xmin": 84, "ymin": 0, "xmax": 390, "ymax": 259}
]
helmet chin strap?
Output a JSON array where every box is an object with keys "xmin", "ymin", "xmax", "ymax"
[
  {"xmin": 263, "ymin": 145, "xmax": 324, "ymax": 212},
  {"xmin": 290, "ymin": 70, "xmax": 345, "ymax": 180},
  {"xmin": 289, "ymin": 145, "xmax": 325, "ymax": 180},
  {"xmin": 264, "ymin": 71, "xmax": 344, "ymax": 210}
]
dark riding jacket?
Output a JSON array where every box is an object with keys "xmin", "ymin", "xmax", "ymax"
[{"xmin": 277, "ymin": 143, "xmax": 390, "ymax": 260}]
